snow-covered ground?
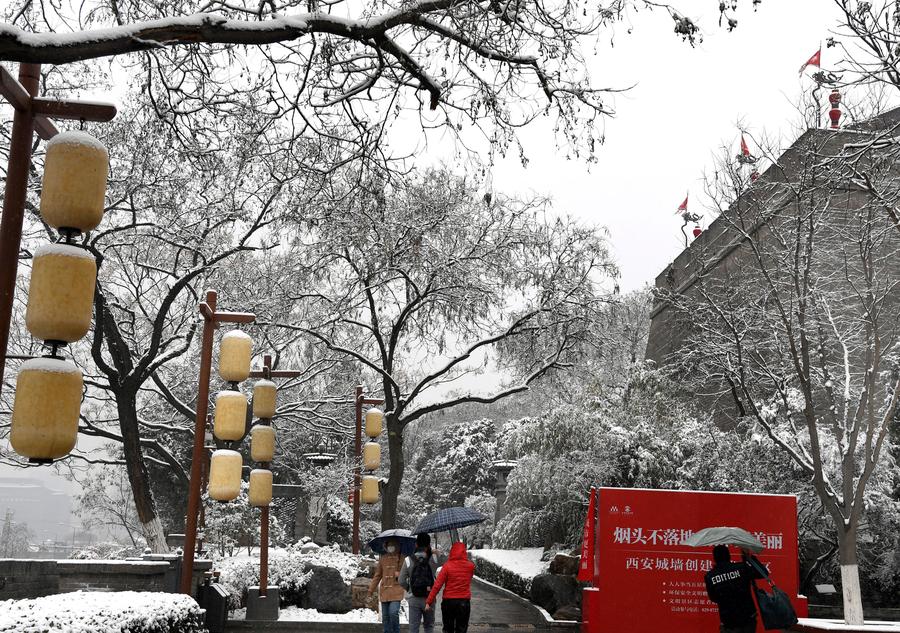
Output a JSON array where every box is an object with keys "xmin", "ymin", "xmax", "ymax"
[
  {"xmin": 470, "ymin": 547, "xmax": 548, "ymax": 579},
  {"xmin": 0, "ymin": 591, "xmax": 203, "ymax": 633},
  {"xmin": 231, "ymin": 604, "xmax": 411, "ymax": 623}
]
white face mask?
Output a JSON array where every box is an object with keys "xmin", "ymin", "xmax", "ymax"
[{"xmin": 386, "ymin": 545, "xmax": 396, "ymax": 553}]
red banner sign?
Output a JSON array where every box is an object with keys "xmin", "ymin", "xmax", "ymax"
[
  {"xmin": 577, "ymin": 487, "xmax": 596, "ymax": 582},
  {"xmin": 582, "ymin": 488, "xmax": 808, "ymax": 633}
]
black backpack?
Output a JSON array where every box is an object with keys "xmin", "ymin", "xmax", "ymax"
[{"xmin": 409, "ymin": 555, "xmax": 434, "ymax": 598}]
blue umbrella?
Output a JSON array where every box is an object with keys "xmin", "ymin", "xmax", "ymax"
[
  {"xmin": 413, "ymin": 507, "xmax": 487, "ymax": 535},
  {"xmin": 368, "ymin": 529, "xmax": 417, "ymax": 555}
]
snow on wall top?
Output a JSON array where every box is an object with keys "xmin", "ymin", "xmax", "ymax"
[
  {"xmin": 46, "ymin": 130, "xmax": 108, "ymax": 154},
  {"xmin": 34, "ymin": 242, "xmax": 97, "ymax": 261},
  {"xmin": 19, "ymin": 357, "xmax": 81, "ymax": 374}
]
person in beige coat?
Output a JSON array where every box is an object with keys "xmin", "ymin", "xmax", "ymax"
[{"xmin": 368, "ymin": 538, "xmax": 406, "ymax": 633}]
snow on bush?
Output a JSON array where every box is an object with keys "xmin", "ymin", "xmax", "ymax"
[
  {"xmin": 470, "ymin": 548, "xmax": 547, "ymax": 599},
  {"xmin": 0, "ymin": 591, "xmax": 204, "ymax": 633},
  {"xmin": 216, "ymin": 543, "xmax": 371, "ymax": 609}
]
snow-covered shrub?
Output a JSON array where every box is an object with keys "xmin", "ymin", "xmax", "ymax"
[
  {"xmin": 69, "ymin": 542, "xmax": 142, "ymax": 560},
  {"xmin": 472, "ymin": 556, "xmax": 530, "ymax": 598},
  {"xmin": 326, "ymin": 496, "xmax": 352, "ymax": 548},
  {"xmin": 0, "ymin": 591, "xmax": 204, "ymax": 633},
  {"xmin": 216, "ymin": 545, "xmax": 370, "ymax": 609}
]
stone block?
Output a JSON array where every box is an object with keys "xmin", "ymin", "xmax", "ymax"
[
  {"xmin": 300, "ymin": 565, "xmax": 351, "ymax": 614},
  {"xmin": 530, "ymin": 573, "xmax": 580, "ymax": 615},
  {"xmin": 351, "ymin": 577, "xmax": 371, "ymax": 609},
  {"xmin": 246, "ymin": 586, "xmax": 280, "ymax": 621},
  {"xmin": 553, "ymin": 605, "xmax": 582, "ymax": 621},
  {"xmin": 549, "ymin": 553, "xmax": 580, "ymax": 576}
]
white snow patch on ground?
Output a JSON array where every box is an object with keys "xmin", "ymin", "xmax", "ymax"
[
  {"xmin": 0, "ymin": 590, "xmax": 202, "ymax": 633},
  {"xmin": 232, "ymin": 604, "xmax": 411, "ymax": 623},
  {"xmin": 470, "ymin": 548, "xmax": 548, "ymax": 579}
]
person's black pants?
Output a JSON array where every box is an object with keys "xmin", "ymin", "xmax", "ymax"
[{"xmin": 441, "ymin": 598, "xmax": 471, "ymax": 633}]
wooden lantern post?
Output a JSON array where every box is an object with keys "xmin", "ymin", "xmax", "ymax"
[
  {"xmin": 180, "ymin": 290, "xmax": 255, "ymax": 594},
  {"xmin": 352, "ymin": 385, "xmax": 384, "ymax": 554},
  {"xmin": 0, "ymin": 63, "xmax": 116, "ymax": 394},
  {"xmin": 248, "ymin": 354, "xmax": 302, "ymax": 598}
]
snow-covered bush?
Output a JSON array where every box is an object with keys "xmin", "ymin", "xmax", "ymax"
[
  {"xmin": 470, "ymin": 549, "xmax": 547, "ymax": 599},
  {"xmin": 0, "ymin": 591, "xmax": 204, "ymax": 633},
  {"xmin": 326, "ymin": 496, "xmax": 352, "ymax": 548},
  {"xmin": 216, "ymin": 544, "xmax": 370, "ymax": 609},
  {"xmin": 70, "ymin": 542, "xmax": 142, "ymax": 560}
]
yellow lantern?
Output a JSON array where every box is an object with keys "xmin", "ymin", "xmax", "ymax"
[
  {"xmin": 40, "ymin": 131, "xmax": 109, "ymax": 233},
  {"xmin": 252, "ymin": 379, "xmax": 277, "ymax": 419},
  {"xmin": 249, "ymin": 469, "xmax": 273, "ymax": 507},
  {"xmin": 25, "ymin": 244, "xmax": 97, "ymax": 343},
  {"xmin": 361, "ymin": 475, "xmax": 380, "ymax": 504},
  {"xmin": 208, "ymin": 449, "xmax": 242, "ymax": 501},
  {"xmin": 218, "ymin": 330, "xmax": 252, "ymax": 383},
  {"xmin": 213, "ymin": 390, "xmax": 247, "ymax": 442},
  {"xmin": 10, "ymin": 358, "xmax": 82, "ymax": 463},
  {"xmin": 363, "ymin": 441, "xmax": 380, "ymax": 471},
  {"xmin": 250, "ymin": 424, "xmax": 275, "ymax": 463},
  {"xmin": 365, "ymin": 407, "xmax": 383, "ymax": 438}
]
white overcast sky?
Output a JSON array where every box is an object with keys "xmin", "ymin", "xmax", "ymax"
[{"xmin": 413, "ymin": 0, "xmax": 847, "ymax": 292}]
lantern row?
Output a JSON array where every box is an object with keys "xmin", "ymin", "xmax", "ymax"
[
  {"xmin": 361, "ymin": 407, "xmax": 383, "ymax": 504},
  {"xmin": 10, "ymin": 132, "xmax": 109, "ymax": 464},
  {"xmin": 207, "ymin": 331, "xmax": 275, "ymax": 509}
]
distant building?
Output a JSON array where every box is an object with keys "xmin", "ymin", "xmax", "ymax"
[{"xmin": 0, "ymin": 476, "xmax": 74, "ymax": 543}]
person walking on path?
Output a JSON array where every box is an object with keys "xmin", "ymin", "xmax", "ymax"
[
  {"xmin": 425, "ymin": 541, "xmax": 475, "ymax": 633},
  {"xmin": 704, "ymin": 545, "xmax": 766, "ymax": 633},
  {"xmin": 399, "ymin": 533, "xmax": 439, "ymax": 633},
  {"xmin": 368, "ymin": 537, "xmax": 406, "ymax": 633}
]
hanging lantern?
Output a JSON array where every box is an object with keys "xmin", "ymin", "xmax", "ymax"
[
  {"xmin": 361, "ymin": 475, "xmax": 380, "ymax": 504},
  {"xmin": 363, "ymin": 441, "xmax": 381, "ymax": 471},
  {"xmin": 692, "ymin": 225, "xmax": 702, "ymax": 238},
  {"xmin": 208, "ymin": 449, "xmax": 242, "ymax": 501},
  {"xmin": 250, "ymin": 424, "xmax": 276, "ymax": 463},
  {"xmin": 213, "ymin": 390, "xmax": 247, "ymax": 442},
  {"xmin": 40, "ymin": 131, "xmax": 109, "ymax": 234},
  {"xmin": 219, "ymin": 330, "xmax": 252, "ymax": 383},
  {"xmin": 249, "ymin": 469, "xmax": 273, "ymax": 507},
  {"xmin": 252, "ymin": 379, "xmax": 277, "ymax": 419},
  {"xmin": 10, "ymin": 358, "xmax": 82, "ymax": 463},
  {"xmin": 365, "ymin": 407, "xmax": 383, "ymax": 438},
  {"xmin": 25, "ymin": 244, "xmax": 97, "ymax": 343}
]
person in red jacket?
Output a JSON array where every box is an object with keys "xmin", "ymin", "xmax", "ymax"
[{"xmin": 424, "ymin": 541, "xmax": 475, "ymax": 633}]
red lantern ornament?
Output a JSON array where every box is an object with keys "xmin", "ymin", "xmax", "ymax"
[
  {"xmin": 828, "ymin": 89, "xmax": 842, "ymax": 129},
  {"xmin": 692, "ymin": 225, "xmax": 702, "ymax": 238}
]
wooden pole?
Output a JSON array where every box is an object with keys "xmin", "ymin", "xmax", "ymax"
[
  {"xmin": 352, "ymin": 385, "xmax": 363, "ymax": 554},
  {"xmin": 260, "ymin": 505, "xmax": 270, "ymax": 597},
  {"xmin": 0, "ymin": 63, "xmax": 39, "ymax": 393},
  {"xmin": 180, "ymin": 290, "xmax": 218, "ymax": 594}
]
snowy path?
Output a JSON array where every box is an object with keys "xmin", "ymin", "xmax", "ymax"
[{"xmin": 227, "ymin": 576, "xmax": 567, "ymax": 631}]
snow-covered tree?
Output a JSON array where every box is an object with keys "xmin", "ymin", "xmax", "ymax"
[
  {"xmin": 663, "ymin": 126, "xmax": 900, "ymax": 625},
  {"xmin": 273, "ymin": 167, "xmax": 617, "ymax": 529}
]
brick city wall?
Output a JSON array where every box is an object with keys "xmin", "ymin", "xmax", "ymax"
[{"xmin": 0, "ymin": 559, "xmax": 59, "ymax": 600}]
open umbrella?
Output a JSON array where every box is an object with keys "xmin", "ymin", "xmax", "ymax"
[
  {"xmin": 368, "ymin": 528, "xmax": 417, "ymax": 555},
  {"xmin": 681, "ymin": 526, "xmax": 764, "ymax": 553},
  {"xmin": 413, "ymin": 507, "xmax": 487, "ymax": 535}
]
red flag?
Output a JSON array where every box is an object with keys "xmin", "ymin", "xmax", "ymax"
[
  {"xmin": 799, "ymin": 48, "xmax": 821, "ymax": 74},
  {"xmin": 740, "ymin": 134, "xmax": 751, "ymax": 157},
  {"xmin": 676, "ymin": 193, "xmax": 688, "ymax": 214},
  {"xmin": 577, "ymin": 488, "xmax": 597, "ymax": 583}
]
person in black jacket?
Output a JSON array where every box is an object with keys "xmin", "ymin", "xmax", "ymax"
[{"xmin": 704, "ymin": 545, "xmax": 766, "ymax": 633}]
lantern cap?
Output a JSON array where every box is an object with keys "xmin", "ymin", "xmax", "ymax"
[
  {"xmin": 251, "ymin": 468, "xmax": 272, "ymax": 476},
  {"xmin": 366, "ymin": 407, "xmax": 383, "ymax": 415},
  {"xmin": 212, "ymin": 448, "xmax": 241, "ymax": 458},
  {"xmin": 222, "ymin": 330, "xmax": 251, "ymax": 341},
  {"xmin": 19, "ymin": 357, "xmax": 80, "ymax": 374},
  {"xmin": 34, "ymin": 242, "xmax": 96, "ymax": 261},
  {"xmin": 46, "ymin": 130, "xmax": 108, "ymax": 154},
  {"xmin": 217, "ymin": 389, "xmax": 245, "ymax": 399},
  {"xmin": 254, "ymin": 379, "xmax": 276, "ymax": 388}
]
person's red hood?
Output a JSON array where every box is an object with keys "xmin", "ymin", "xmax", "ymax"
[{"xmin": 448, "ymin": 541, "xmax": 467, "ymax": 561}]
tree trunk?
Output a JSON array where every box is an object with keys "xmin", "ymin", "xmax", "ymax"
[
  {"xmin": 381, "ymin": 416, "xmax": 405, "ymax": 530},
  {"xmin": 118, "ymin": 393, "xmax": 169, "ymax": 553},
  {"xmin": 838, "ymin": 526, "xmax": 864, "ymax": 625}
]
